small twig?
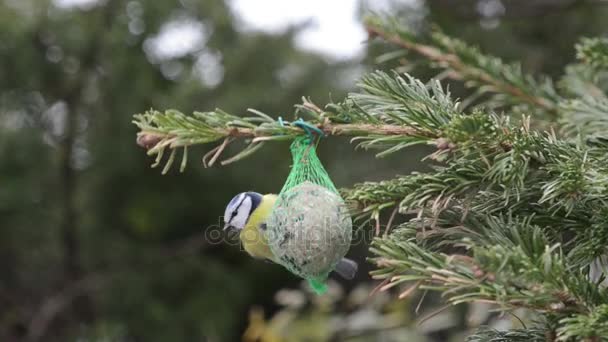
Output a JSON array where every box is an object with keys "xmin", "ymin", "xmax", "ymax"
[
  {"xmin": 417, "ymin": 304, "xmax": 452, "ymax": 327},
  {"xmin": 399, "ymin": 280, "xmax": 422, "ymax": 299},
  {"xmin": 302, "ymin": 98, "xmax": 324, "ymax": 114},
  {"xmin": 202, "ymin": 145, "xmax": 221, "ymax": 168},
  {"xmin": 203, "ymin": 137, "xmax": 234, "ymax": 168},
  {"xmin": 415, "ymin": 289, "xmax": 428, "ymax": 314},
  {"xmin": 220, "ymin": 142, "xmax": 265, "ymax": 166},
  {"xmin": 384, "ymin": 206, "xmax": 400, "ymax": 236},
  {"xmin": 369, "ymin": 278, "xmax": 391, "ymax": 297},
  {"xmin": 506, "ymin": 310, "xmax": 527, "ymax": 329},
  {"xmin": 136, "ymin": 132, "xmax": 164, "ymax": 149}
]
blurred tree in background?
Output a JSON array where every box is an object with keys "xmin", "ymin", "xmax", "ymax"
[
  {"xmin": 1, "ymin": 0, "xmax": 608, "ymax": 341},
  {"xmin": 0, "ymin": 0, "xmax": 356, "ymax": 340}
]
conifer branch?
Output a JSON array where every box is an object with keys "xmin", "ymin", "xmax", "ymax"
[
  {"xmin": 557, "ymin": 304, "xmax": 608, "ymax": 341},
  {"xmin": 466, "ymin": 327, "xmax": 547, "ymax": 342},
  {"xmin": 336, "ymin": 70, "xmax": 608, "ymax": 340},
  {"xmin": 560, "ymin": 96, "xmax": 608, "ymax": 137},
  {"xmin": 133, "ymin": 108, "xmax": 420, "ymax": 171},
  {"xmin": 369, "ymin": 218, "xmax": 608, "ymax": 324},
  {"xmin": 576, "ymin": 37, "xmax": 608, "ymax": 69},
  {"xmin": 558, "ymin": 64, "xmax": 608, "ymax": 99},
  {"xmin": 364, "ymin": 15, "xmax": 560, "ymax": 115},
  {"xmin": 133, "ymin": 72, "xmax": 449, "ymax": 172}
]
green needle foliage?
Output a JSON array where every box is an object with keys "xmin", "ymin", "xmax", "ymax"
[
  {"xmin": 134, "ymin": 14, "xmax": 608, "ymax": 341},
  {"xmin": 466, "ymin": 327, "xmax": 547, "ymax": 342},
  {"xmin": 364, "ymin": 15, "xmax": 561, "ymax": 118},
  {"xmin": 577, "ymin": 38, "xmax": 608, "ymax": 70}
]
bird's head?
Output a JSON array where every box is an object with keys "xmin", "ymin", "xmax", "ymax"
[{"xmin": 223, "ymin": 192, "xmax": 263, "ymax": 231}]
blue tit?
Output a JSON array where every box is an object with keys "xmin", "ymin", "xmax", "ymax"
[{"xmin": 224, "ymin": 192, "xmax": 358, "ymax": 280}]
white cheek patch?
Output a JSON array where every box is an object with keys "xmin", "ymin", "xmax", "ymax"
[
  {"xmin": 224, "ymin": 193, "xmax": 246, "ymax": 225},
  {"xmin": 231, "ymin": 211, "xmax": 247, "ymax": 230},
  {"xmin": 226, "ymin": 195, "xmax": 253, "ymax": 230},
  {"xmin": 232, "ymin": 196, "xmax": 253, "ymax": 229}
]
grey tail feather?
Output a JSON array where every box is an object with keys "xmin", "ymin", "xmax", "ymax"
[{"xmin": 334, "ymin": 258, "xmax": 358, "ymax": 280}]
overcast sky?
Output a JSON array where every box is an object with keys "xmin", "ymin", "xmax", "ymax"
[
  {"xmin": 229, "ymin": 0, "xmax": 367, "ymax": 59},
  {"xmin": 52, "ymin": 0, "xmax": 412, "ymax": 60}
]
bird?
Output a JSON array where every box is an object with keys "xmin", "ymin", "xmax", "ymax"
[{"xmin": 223, "ymin": 191, "xmax": 358, "ymax": 280}]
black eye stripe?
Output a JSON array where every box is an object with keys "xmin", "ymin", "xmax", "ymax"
[{"xmin": 229, "ymin": 196, "xmax": 247, "ymax": 222}]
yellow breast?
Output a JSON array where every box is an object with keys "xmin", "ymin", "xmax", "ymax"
[{"xmin": 240, "ymin": 194, "xmax": 277, "ymax": 260}]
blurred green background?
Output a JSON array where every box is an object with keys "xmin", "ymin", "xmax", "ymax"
[{"xmin": 1, "ymin": 0, "xmax": 607, "ymax": 341}]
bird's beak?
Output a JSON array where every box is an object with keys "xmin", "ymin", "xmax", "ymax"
[{"xmin": 223, "ymin": 224, "xmax": 239, "ymax": 239}]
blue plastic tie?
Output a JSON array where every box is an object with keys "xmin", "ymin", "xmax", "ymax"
[{"xmin": 293, "ymin": 118, "xmax": 325, "ymax": 140}]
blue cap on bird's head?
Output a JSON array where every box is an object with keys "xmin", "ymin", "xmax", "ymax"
[{"xmin": 223, "ymin": 192, "xmax": 262, "ymax": 231}]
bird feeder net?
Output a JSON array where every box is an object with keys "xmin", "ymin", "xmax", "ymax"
[{"xmin": 267, "ymin": 136, "xmax": 352, "ymax": 295}]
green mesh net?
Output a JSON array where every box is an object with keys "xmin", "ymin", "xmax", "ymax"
[
  {"xmin": 278, "ymin": 136, "xmax": 339, "ymax": 195},
  {"xmin": 267, "ymin": 136, "xmax": 352, "ymax": 295}
]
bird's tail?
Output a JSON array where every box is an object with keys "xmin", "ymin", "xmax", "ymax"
[{"xmin": 334, "ymin": 257, "xmax": 358, "ymax": 280}]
